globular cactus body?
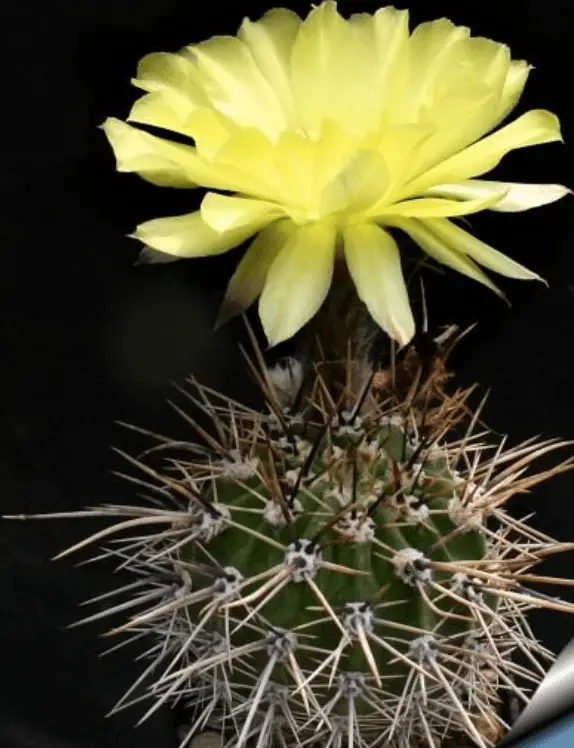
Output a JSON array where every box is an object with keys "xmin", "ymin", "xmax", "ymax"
[
  {"xmin": 18, "ymin": 332, "xmax": 574, "ymax": 748},
  {"xmin": 201, "ymin": 411, "xmax": 490, "ymax": 700}
]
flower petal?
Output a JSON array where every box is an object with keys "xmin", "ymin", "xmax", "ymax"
[
  {"xmin": 320, "ymin": 150, "xmax": 389, "ymax": 217},
  {"xmin": 131, "ymin": 52, "xmax": 206, "ymax": 102},
  {"xmin": 373, "ymin": 192, "xmax": 506, "ymax": 220},
  {"xmin": 258, "ymin": 221, "xmax": 336, "ymax": 346},
  {"xmin": 210, "ymin": 128, "xmax": 298, "ymax": 204},
  {"xmin": 497, "ymin": 59, "xmax": 531, "ymax": 124},
  {"xmin": 397, "ymin": 18, "xmax": 471, "ymax": 121},
  {"xmin": 132, "ymin": 211, "xmax": 261, "ymax": 258},
  {"xmin": 128, "ymin": 92, "xmax": 187, "ymax": 135},
  {"xmin": 128, "ymin": 52, "xmax": 207, "ymax": 135},
  {"xmin": 397, "ymin": 37, "xmax": 513, "ymax": 182},
  {"xmin": 188, "ymin": 35, "xmax": 286, "ymax": 138},
  {"xmin": 425, "ymin": 179, "xmax": 571, "ymax": 212},
  {"xmin": 420, "ymin": 218, "xmax": 543, "ymax": 281},
  {"xmin": 393, "ymin": 218, "xmax": 504, "ymax": 297},
  {"xmin": 216, "ymin": 218, "xmax": 295, "ymax": 326},
  {"xmin": 200, "ymin": 193, "xmax": 285, "ymax": 233},
  {"xmin": 289, "ymin": 1, "xmax": 348, "ymax": 138},
  {"xmin": 369, "ymin": 7, "xmax": 411, "ymax": 124},
  {"xmin": 343, "ymin": 223, "xmax": 415, "ymax": 346},
  {"xmin": 179, "ymin": 107, "xmax": 236, "ymax": 160},
  {"xmin": 290, "ymin": 1, "xmax": 398, "ymax": 139},
  {"xmin": 102, "ymin": 117, "xmax": 199, "ymax": 188},
  {"xmin": 404, "ymin": 109, "xmax": 563, "ymax": 195},
  {"xmin": 101, "ymin": 117, "xmax": 241, "ymax": 191},
  {"xmin": 238, "ymin": 8, "xmax": 301, "ymax": 127}
]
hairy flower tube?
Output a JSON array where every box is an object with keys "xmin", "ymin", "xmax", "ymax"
[{"xmin": 103, "ymin": 1, "xmax": 569, "ymax": 346}]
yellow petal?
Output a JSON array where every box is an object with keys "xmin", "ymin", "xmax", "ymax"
[
  {"xmin": 128, "ymin": 52, "xmax": 207, "ymax": 134},
  {"xmin": 397, "ymin": 92, "xmax": 499, "ymax": 187},
  {"xmin": 393, "ymin": 218, "xmax": 504, "ymax": 297},
  {"xmin": 399, "ymin": 37, "xmax": 512, "ymax": 181},
  {"xmin": 425, "ymin": 179, "xmax": 571, "ymax": 212},
  {"xmin": 101, "ymin": 117, "xmax": 198, "ymax": 187},
  {"xmin": 101, "ymin": 117, "xmax": 240, "ymax": 191},
  {"xmin": 238, "ymin": 8, "xmax": 301, "ymax": 127},
  {"xmin": 433, "ymin": 36, "xmax": 510, "ymax": 98},
  {"xmin": 332, "ymin": 11, "xmax": 381, "ymax": 136},
  {"xmin": 320, "ymin": 150, "xmax": 389, "ymax": 217},
  {"xmin": 421, "ymin": 218, "xmax": 543, "ymax": 281},
  {"xmin": 132, "ymin": 211, "xmax": 260, "ymax": 258},
  {"xmin": 289, "ymin": 1, "xmax": 348, "ymax": 137},
  {"xmin": 497, "ymin": 59, "xmax": 531, "ymax": 124},
  {"xmin": 217, "ymin": 218, "xmax": 295, "ymax": 326},
  {"xmin": 259, "ymin": 221, "xmax": 337, "ymax": 346},
  {"xmin": 181, "ymin": 107, "xmax": 236, "ymax": 160},
  {"xmin": 131, "ymin": 51, "xmax": 206, "ymax": 103},
  {"xmin": 343, "ymin": 223, "xmax": 415, "ymax": 346},
  {"xmin": 200, "ymin": 193, "xmax": 285, "ymax": 233},
  {"xmin": 290, "ymin": 2, "xmax": 399, "ymax": 138},
  {"xmin": 290, "ymin": 1, "xmax": 391, "ymax": 138},
  {"xmin": 397, "ymin": 18, "xmax": 471, "ymax": 121},
  {"xmin": 370, "ymin": 7, "xmax": 410, "ymax": 124},
  {"xmin": 405, "ymin": 109, "xmax": 563, "ymax": 195},
  {"xmin": 370, "ymin": 124, "xmax": 435, "ymax": 205},
  {"xmin": 128, "ymin": 93, "xmax": 187, "ymax": 135},
  {"xmin": 189, "ymin": 35, "xmax": 286, "ymax": 138},
  {"xmin": 373, "ymin": 191, "xmax": 506, "ymax": 220},
  {"xmin": 211, "ymin": 128, "xmax": 296, "ymax": 204}
]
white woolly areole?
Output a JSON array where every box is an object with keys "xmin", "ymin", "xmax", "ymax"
[
  {"xmin": 451, "ymin": 472, "xmax": 485, "ymax": 500},
  {"xmin": 332, "ymin": 410, "xmax": 364, "ymax": 436},
  {"xmin": 450, "ymin": 572, "xmax": 484, "ymax": 603},
  {"xmin": 337, "ymin": 672, "xmax": 366, "ymax": 697},
  {"xmin": 409, "ymin": 634, "xmax": 438, "ymax": 664},
  {"xmin": 263, "ymin": 498, "xmax": 302, "ymax": 526},
  {"xmin": 267, "ymin": 357, "xmax": 304, "ymax": 405},
  {"xmin": 285, "ymin": 539, "xmax": 323, "ymax": 582},
  {"xmin": 263, "ymin": 682, "xmax": 290, "ymax": 706},
  {"xmin": 220, "ymin": 449, "xmax": 259, "ymax": 480},
  {"xmin": 211, "ymin": 567, "xmax": 244, "ymax": 601},
  {"xmin": 283, "ymin": 468, "xmax": 300, "ymax": 488},
  {"xmin": 392, "ymin": 494, "xmax": 430, "ymax": 524},
  {"xmin": 342, "ymin": 602, "xmax": 374, "ymax": 636},
  {"xmin": 392, "ymin": 548, "xmax": 432, "ymax": 586},
  {"xmin": 193, "ymin": 503, "xmax": 231, "ymax": 541},
  {"xmin": 380, "ymin": 413, "xmax": 404, "ymax": 428},
  {"xmin": 276, "ymin": 435, "xmax": 313, "ymax": 465},
  {"xmin": 265, "ymin": 629, "xmax": 297, "ymax": 660},
  {"xmin": 335, "ymin": 511, "xmax": 376, "ymax": 543},
  {"xmin": 448, "ymin": 496, "xmax": 485, "ymax": 531}
]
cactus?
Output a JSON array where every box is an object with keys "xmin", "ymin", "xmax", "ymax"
[
  {"xmin": 7, "ymin": 4, "xmax": 570, "ymax": 744},
  {"xmin": 23, "ymin": 322, "xmax": 574, "ymax": 748}
]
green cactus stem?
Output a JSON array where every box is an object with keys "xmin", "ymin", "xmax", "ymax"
[{"xmin": 7, "ymin": 325, "xmax": 574, "ymax": 748}]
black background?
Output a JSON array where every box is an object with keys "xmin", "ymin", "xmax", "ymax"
[{"xmin": 1, "ymin": 1, "xmax": 573, "ymax": 746}]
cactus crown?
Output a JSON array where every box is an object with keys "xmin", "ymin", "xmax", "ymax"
[{"xmin": 37, "ymin": 325, "xmax": 574, "ymax": 748}]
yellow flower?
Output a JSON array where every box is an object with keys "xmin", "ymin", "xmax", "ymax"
[{"xmin": 102, "ymin": 1, "xmax": 569, "ymax": 347}]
